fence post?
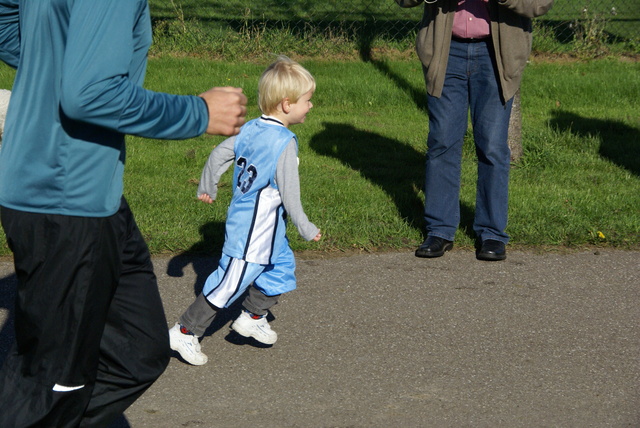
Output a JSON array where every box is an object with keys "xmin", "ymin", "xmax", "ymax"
[{"xmin": 508, "ymin": 89, "xmax": 522, "ymax": 163}]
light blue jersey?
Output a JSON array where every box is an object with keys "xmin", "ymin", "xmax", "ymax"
[{"xmin": 222, "ymin": 118, "xmax": 297, "ymax": 265}]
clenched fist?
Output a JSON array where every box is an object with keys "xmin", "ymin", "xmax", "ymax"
[{"xmin": 199, "ymin": 87, "xmax": 248, "ymax": 136}]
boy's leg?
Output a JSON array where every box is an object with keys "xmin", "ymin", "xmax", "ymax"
[
  {"xmin": 81, "ymin": 198, "xmax": 171, "ymax": 427},
  {"xmin": 170, "ymin": 292, "xmax": 212, "ymax": 365},
  {"xmin": 232, "ymin": 287, "xmax": 280, "ymax": 345},
  {"xmin": 177, "ymin": 254, "xmax": 258, "ymax": 336},
  {"xmin": 242, "ymin": 286, "xmax": 280, "ymax": 317},
  {"xmin": 178, "ymin": 293, "xmax": 218, "ymax": 338},
  {"xmin": 232, "ymin": 248, "xmax": 296, "ymax": 344},
  {"xmin": 172, "ymin": 278, "xmax": 220, "ymax": 366},
  {"xmin": 171, "ymin": 255, "xmax": 264, "ymax": 364}
]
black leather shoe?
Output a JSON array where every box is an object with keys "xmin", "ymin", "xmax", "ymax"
[
  {"xmin": 415, "ymin": 236, "xmax": 453, "ymax": 258},
  {"xmin": 476, "ymin": 239, "xmax": 506, "ymax": 261}
]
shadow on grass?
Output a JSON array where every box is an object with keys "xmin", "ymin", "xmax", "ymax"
[
  {"xmin": 362, "ymin": 50, "xmax": 428, "ymax": 113},
  {"xmin": 549, "ymin": 110, "xmax": 640, "ymax": 176},
  {"xmin": 309, "ymin": 122, "xmax": 424, "ymax": 233},
  {"xmin": 309, "ymin": 122, "xmax": 477, "ymax": 242}
]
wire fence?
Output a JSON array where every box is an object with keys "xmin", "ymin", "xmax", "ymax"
[{"xmin": 150, "ymin": 0, "xmax": 639, "ymax": 56}]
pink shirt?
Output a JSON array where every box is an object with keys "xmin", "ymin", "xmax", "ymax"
[{"xmin": 452, "ymin": 0, "xmax": 491, "ymax": 39}]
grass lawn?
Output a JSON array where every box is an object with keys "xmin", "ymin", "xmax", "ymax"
[
  {"xmin": 147, "ymin": 0, "xmax": 639, "ymax": 60},
  {"xmin": 0, "ymin": 57, "xmax": 638, "ymax": 256}
]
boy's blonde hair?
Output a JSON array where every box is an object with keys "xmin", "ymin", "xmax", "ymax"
[{"xmin": 258, "ymin": 55, "xmax": 315, "ymax": 115}]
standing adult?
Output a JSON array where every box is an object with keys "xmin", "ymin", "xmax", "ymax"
[
  {"xmin": 0, "ymin": 1, "xmax": 247, "ymax": 427},
  {"xmin": 396, "ymin": 0, "xmax": 553, "ymax": 260}
]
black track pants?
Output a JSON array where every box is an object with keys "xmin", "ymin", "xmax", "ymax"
[{"xmin": 0, "ymin": 198, "xmax": 170, "ymax": 428}]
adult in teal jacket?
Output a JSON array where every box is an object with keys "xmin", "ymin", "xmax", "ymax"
[{"xmin": 0, "ymin": 1, "xmax": 247, "ymax": 427}]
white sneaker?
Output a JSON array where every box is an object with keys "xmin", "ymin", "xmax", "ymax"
[
  {"xmin": 231, "ymin": 311, "xmax": 278, "ymax": 345},
  {"xmin": 169, "ymin": 323, "xmax": 208, "ymax": 365}
]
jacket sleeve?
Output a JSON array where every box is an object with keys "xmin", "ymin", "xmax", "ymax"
[
  {"xmin": 59, "ymin": 0, "xmax": 208, "ymax": 140},
  {"xmin": 197, "ymin": 137, "xmax": 236, "ymax": 200},
  {"xmin": 0, "ymin": 0, "xmax": 20, "ymax": 68},
  {"xmin": 496, "ymin": 0, "xmax": 554, "ymax": 18}
]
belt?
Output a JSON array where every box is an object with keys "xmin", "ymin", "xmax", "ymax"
[{"xmin": 451, "ymin": 36, "xmax": 490, "ymax": 43}]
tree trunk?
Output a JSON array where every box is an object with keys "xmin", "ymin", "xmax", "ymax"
[{"xmin": 508, "ymin": 89, "xmax": 522, "ymax": 163}]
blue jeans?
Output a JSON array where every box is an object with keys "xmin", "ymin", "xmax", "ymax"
[{"xmin": 423, "ymin": 39, "xmax": 513, "ymax": 243}]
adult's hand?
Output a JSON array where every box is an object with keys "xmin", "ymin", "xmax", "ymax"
[{"xmin": 199, "ymin": 87, "xmax": 248, "ymax": 136}]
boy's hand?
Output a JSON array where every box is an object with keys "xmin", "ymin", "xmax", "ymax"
[
  {"xmin": 312, "ymin": 231, "xmax": 322, "ymax": 242},
  {"xmin": 198, "ymin": 193, "xmax": 214, "ymax": 204},
  {"xmin": 199, "ymin": 87, "xmax": 247, "ymax": 136}
]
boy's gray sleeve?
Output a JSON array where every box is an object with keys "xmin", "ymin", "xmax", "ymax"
[
  {"xmin": 276, "ymin": 139, "xmax": 320, "ymax": 241},
  {"xmin": 197, "ymin": 136, "xmax": 236, "ymax": 200}
]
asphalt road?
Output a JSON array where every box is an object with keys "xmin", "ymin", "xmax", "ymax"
[{"xmin": 1, "ymin": 249, "xmax": 639, "ymax": 427}]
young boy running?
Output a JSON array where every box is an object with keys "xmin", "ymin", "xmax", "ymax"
[{"xmin": 170, "ymin": 56, "xmax": 322, "ymax": 365}]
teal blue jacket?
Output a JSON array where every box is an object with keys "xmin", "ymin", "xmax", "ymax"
[{"xmin": 0, "ymin": 0, "xmax": 209, "ymax": 216}]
